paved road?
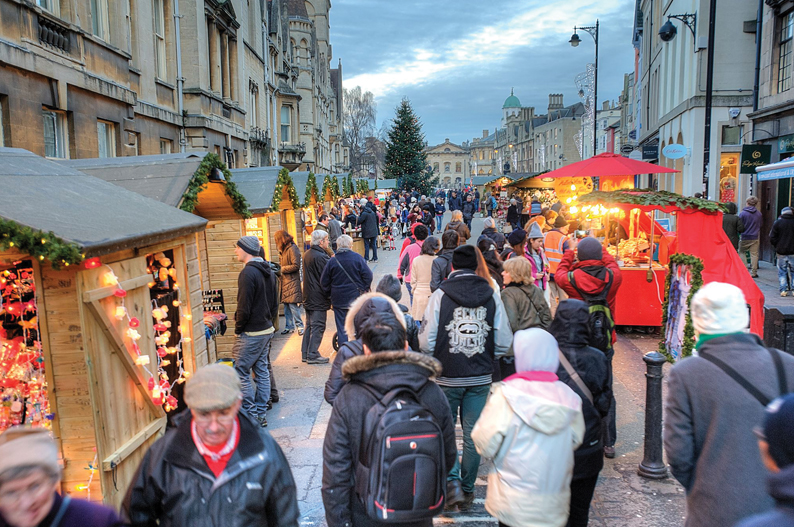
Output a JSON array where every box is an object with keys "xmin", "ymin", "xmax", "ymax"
[{"xmin": 264, "ymin": 212, "xmax": 686, "ymax": 526}]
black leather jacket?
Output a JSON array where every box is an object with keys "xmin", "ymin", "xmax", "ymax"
[{"xmin": 123, "ymin": 411, "xmax": 299, "ymax": 527}]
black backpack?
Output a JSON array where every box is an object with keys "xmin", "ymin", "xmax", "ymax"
[
  {"xmin": 568, "ymin": 268, "xmax": 615, "ymax": 353},
  {"xmin": 352, "ymin": 384, "xmax": 446, "ymax": 522}
]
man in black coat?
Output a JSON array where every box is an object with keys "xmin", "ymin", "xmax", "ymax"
[
  {"xmin": 770, "ymin": 206, "xmax": 794, "ymax": 297},
  {"xmin": 322, "ymin": 313, "xmax": 457, "ymax": 527},
  {"xmin": 302, "ymin": 230, "xmax": 331, "ymax": 364},
  {"xmin": 357, "ymin": 199, "xmax": 380, "ymax": 262},
  {"xmin": 461, "ymin": 194, "xmax": 476, "ymax": 230},
  {"xmin": 481, "ymin": 217, "xmax": 506, "ymax": 253},
  {"xmin": 448, "ymin": 190, "xmax": 462, "ymax": 212},
  {"xmin": 550, "ymin": 300, "xmax": 612, "ymax": 527}
]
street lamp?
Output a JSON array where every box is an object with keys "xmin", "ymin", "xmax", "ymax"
[{"xmin": 570, "ymin": 20, "xmax": 599, "ymax": 158}]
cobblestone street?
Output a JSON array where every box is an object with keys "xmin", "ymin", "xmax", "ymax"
[{"xmin": 264, "ymin": 213, "xmax": 686, "ymax": 526}]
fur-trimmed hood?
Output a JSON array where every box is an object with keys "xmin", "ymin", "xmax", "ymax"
[
  {"xmin": 342, "ymin": 350, "xmax": 442, "ymax": 380},
  {"xmin": 344, "ymin": 292, "xmax": 406, "ymax": 340}
]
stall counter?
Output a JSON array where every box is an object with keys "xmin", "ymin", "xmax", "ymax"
[{"xmin": 614, "ymin": 266, "xmax": 667, "ymax": 327}]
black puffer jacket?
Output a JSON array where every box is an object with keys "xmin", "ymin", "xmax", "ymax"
[
  {"xmin": 462, "ymin": 200, "xmax": 477, "ymax": 221},
  {"xmin": 321, "ymin": 351, "xmax": 457, "ymax": 527},
  {"xmin": 279, "ymin": 242, "xmax": 303, "ymax": 304},
  {"xmin": 324, "ymin": 293, "xmax": 408, "ymax": 405},
  {"xmin": 236, "ymin": 260, "xmax": 278, "ymax": 334},
  {"xmin": 481, "ymin": 227, "xmax": 506, "ymax": 253},
  {"xmin": 429, "ymin": 250, "xmax": 454, "ymax": 292},
  {"xmin": 399, "ymin": 304, "xmax": 420, "ymax": 351},
  {"xmin": 357, "ymin": 204, "xmax": 380, "ymax": 238},
  {"xmin": 770, "ymin": 212, "xmax": 794, "ymax": 255},
  {"xmin": 549, "ymin": 299, "xmax": 612, "ymax": 480},
  {"xmin": 123, "ymin": 411, "xmax": 299, "ymax": 527},
  {"xmin": 303, "ymin": 245, "xmax": 331, "ymax": 310}
]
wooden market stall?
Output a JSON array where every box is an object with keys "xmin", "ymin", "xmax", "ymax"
[
  {"xmin": 1, "ymin": 148, "xmax": 208, "ymax": 506},
  {"xmin": 318, "ymin": 173, "xmax": 342, "ymax": 209},
  {"xmin": 290, "ymin": 171, "xmax": 324, "ymax": 249},
  {"xmin": 64, "ymin": 153, "xmax": 252, "ymax": 361}
]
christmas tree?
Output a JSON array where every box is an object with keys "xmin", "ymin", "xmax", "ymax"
[{"xmin": 384, "ymin": 98, "xmax": 437, "ymax": 194}]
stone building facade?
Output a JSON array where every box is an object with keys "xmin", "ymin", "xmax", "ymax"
[
  {"xmin": 425, "ymin": 138, "xmax": 469, "ymax": 188},
  {"xmin": 0, "ymin": 0, "xmax": 345, "ymax": 171},
  {"xmin": 469, "ymin": 130, "xmax": 496, "ymax": 177}
]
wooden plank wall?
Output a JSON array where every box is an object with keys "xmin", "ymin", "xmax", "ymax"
[
  {"xmin": 205, "ymin": 219, "xmax": 244, "ymax": 358},
  {"xmin": 184, "ymin": 238, "xmax": 209, "ymax": 367}
]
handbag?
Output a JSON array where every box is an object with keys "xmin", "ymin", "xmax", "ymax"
[{"xmin": 558, "ymin": 350, "xmax": 594, "ymax": 405}]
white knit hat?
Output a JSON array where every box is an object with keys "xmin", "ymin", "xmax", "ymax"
[{"xmin": 691, "ymin": 282, "xmax": 749, "ymax": 336}]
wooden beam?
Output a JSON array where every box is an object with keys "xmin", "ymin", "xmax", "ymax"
[
  {"xmin": 82, "ymin": 274, "xmax": 153, "ymax": 303},
  {"xmin": 102, "ymin": 417, "xmax": 165, "ymax": 471},
  {"xmin": 84, "ymin": 301, "xmax": 166, "ymax": 419}
]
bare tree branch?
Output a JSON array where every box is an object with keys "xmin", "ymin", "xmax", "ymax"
[{"xmin": 343, "ymin": 86, "xmax": 377, "ymax": 178}]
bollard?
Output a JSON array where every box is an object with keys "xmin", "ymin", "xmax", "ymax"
[{"xmin": 638, "ymin": 351, "xmax": 669, "ymax": 479}]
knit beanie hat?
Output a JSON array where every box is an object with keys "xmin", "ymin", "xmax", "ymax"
[
  {"xmin": 527, "ymin": 222, "xmax": 544, "ymax": 239},
  {"xmin": 507, "ymin": 228, "xmax": 527, "ymax": 247},
  {"xmin": 554, "ymin": 215, "xmax": 569, "ymax": 228},
  {"xmin": 452, "ymin": 245, "xmax": 478, "ymax": 271},
  {"xmin": 691, "ymin": 282, "xmax": 749, "ymax": 336},
  {"xmin": 577, "ymin": 237, "xmax": 603, "ymax": 261},
  {"xmin": 184, "ymin": 364, "xmax": 242, "ymax": 411},
  {"xmin": 237, "ymin": 236, "xmax": 261, "ymax": 257},
  {"xmin": 376, "ymin": 274, "xmax": 402, "ymax": 303},
  {"xmin": 761, "ymin": 394, "xmax": 794, "ymax": 468},
  {"xmin": 0, "ymin": 427, "xmax": 60, "ymax": 479}
]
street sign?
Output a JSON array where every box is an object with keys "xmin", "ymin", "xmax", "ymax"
[
  {"xmin": 662, "ymin": 144, "xmax": 687, "ymax": 160},
  {"xmin": 740, "ymin": 144, "xmax": 772, "ymax": 174},
  {"xmin": 620, "ymin": 144, "xmax": 634, "ymax": 156}
]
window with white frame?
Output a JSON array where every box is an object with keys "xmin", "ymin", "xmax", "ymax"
[
  {"xmin": 280, "ymin": 106, "xmax": 291, "ymax": 142},
  {"xmin": 154, "ymin": 0, "xmax": 167, "ymax": 79},
  {"xmin": 97, "ymin": 120, "xmax": 116, "ymax": 158},
  {"xmin": 160, "ymin": 138, "xmax": 172, "ymax": 154},
  {"xmin": 42, "ymin": 109, "xmax": 68, "ymax": 158},
  {"xmin": 91, "ymin": 0, "xmax": 110, "ymax": 41}
]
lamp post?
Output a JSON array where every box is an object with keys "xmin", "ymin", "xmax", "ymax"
[{"xmin": 570, "ymin": 20, "xmax": 599, "ymax": 158}]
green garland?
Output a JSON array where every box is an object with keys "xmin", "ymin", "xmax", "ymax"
[
  {"xmin": 179, "ymin": 153, "xmax": 251, "ymax": 218},
  {"xmin": 658, "ymin": 253, "xmax": 705, "ymax": 362},
  {"xmin": 0, "ymin": 218, "xmax": 83, "ymax": 269},
  {"xmin": 304, "ymin": 172, "xmax": 319, "ymax": 207},
  {"xmin": 578, "ymin": 189, "xmax": 726, "ymax": 213},
  {"xmin": 270, "ymin": 168, "xmax": 302, "ymax": 211},
  {"xmin": 321, "ymin": 175, "xmax": 336, "ymax": 202},
  {"xmin": 332, "ymin": 175, "xmax": 341, "ymax": 198},
  {"xmin": 356, "ymin": 179, "xmax": 369, "ymax": 194}
]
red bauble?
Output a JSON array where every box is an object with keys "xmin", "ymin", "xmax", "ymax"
[
  {"xmin": 129, "ymin": 317, "xmax": 140, "ymax": 328},
  {"xmin": 157, "ymin": 347, "xmax": 168, "ymax": 358},
  {"xmin": 153, "ymin": 323, "xmax": 167, "ymax": 332},
  {"xmin": 147, "ymin": 378, "xmax": 155, "ymax": 390},
  {"xmin": 113, "ymin": 289, "xmax": 127, "ymax": 298}
]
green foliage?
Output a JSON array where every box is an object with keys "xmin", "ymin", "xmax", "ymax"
[
  {"xmin": 304, "ymin": 172, "xmax": 319, "ymax": 206},
  {"xmin": 271, "ymin": 168, "xmax": 302, "ymax": 211},
  {"xmin": 578, "ymin": 189, "xmax": 726, "ymax": 212},
  {"xmin": 384, "ymin": 98, "xmax": 438, "ymax": 194},
  {"xmin": 180, "ymin": 153, "xmax": 251, "ymax": 218},
  {"xmin": 332, "ymin": 175, "xmax": 341, "ymax": 198},
  {"xmin": 321, "ymin": 175, "xmax": 338, "ymax": 202},
  {"xmin": 658, "ymin": 253, "xmax": 705, "ymax": 363},
  {"xmin": 0, "ymin": 219, "xmax": 83, "ymax": 269},
  {"xmin": 356, "ymin": 179, "xmax": 369, "ymax": 194}
]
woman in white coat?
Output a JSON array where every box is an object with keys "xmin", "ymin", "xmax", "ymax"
[
  {"xmin": 410, "ymin": 236, "xmax": 439, "ymax": 321},
  {"xmin": 472, "ymin": 328, "xmax": 585, "ymax": 527}
]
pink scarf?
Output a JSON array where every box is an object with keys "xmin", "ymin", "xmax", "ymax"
[{"xmin": 504, "ymin": 371, "xmax": 559, "ymax": 383}]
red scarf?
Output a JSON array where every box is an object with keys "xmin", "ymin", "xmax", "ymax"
[{"xmin": 191, "ymin": 417, "xmax": 240, "ymax": 478}]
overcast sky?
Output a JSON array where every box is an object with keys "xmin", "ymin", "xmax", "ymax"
[{"xmin": 330, "ymin": 0, "xmax": 636, "ymax": 147}]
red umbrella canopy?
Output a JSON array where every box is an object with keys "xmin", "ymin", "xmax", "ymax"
[{"xmin": 542, "ymin": 153, "xmax": 680, "ymax": 178}]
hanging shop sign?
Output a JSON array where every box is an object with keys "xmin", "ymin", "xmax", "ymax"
[
  {"xmin": 662, "ymin": 144, "xmax": 687, "ymax": 160},
  {"xmin": 779, "ymin": 134, "xmax": 794, "ymax": 154},
  {"xmin": 642, "ymin": 145, "xmax": 659, "ymax": 160},
  {"xmin": 740, "ymin": 144, "xmax": 772, "ymax": 174}
]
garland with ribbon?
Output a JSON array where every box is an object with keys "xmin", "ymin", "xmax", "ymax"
[
  {"xmin": 658, "ymin": 253, "xmax": 704, "ymax": 362},
  {"xmin": 0, "ymin": 219, "xmax": 83, "ymax": 269},
  {"xmin": 304, "ymin": 172, "xmax": 319, "ymax": 207},
  {"xmin": 179, "ymin": 154, "xmax": 251, "ymax": 218},
  {"xmin": 270, "ymin": 168, "xmax": 302, "ymax": 211},
  {"xmin": 578, "ymin": 189, "xmax": 726, "ymax": 213}
]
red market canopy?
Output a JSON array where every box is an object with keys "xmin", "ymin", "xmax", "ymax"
[{"xmin": 543, "ymin": 153, "xmax": 680, "ymax": 179}]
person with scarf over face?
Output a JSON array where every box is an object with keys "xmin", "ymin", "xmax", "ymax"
[{"xmin": 472, "ymin": 329, "xmax": 585, "ymax": 527}]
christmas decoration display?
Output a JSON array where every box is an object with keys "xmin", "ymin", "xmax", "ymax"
[
  {"xmin": 659, "ymin": 254, "xmax": 704, "ymax": 362},
  {"xmin": 0, "ymin": 219, "xmax": 83, "ymax": 269},
  {"xmin": 383, "ymin": 98, "xmax": 438, "ymax": 194},
  {"xmin": 304, "ymin": 172, "xmax": 318, "ymax": 207},
  {"xmin": 356, "ymin": 179, "xmax": 369, "ymax": 194},
  {"xmin": 0, "ymin": 261, "xmax": 52, "ymax": 433},
  {"xmin": 578, "ymin": 189, "xmax": 726, "ymax": 213},
  {"xmin": 322, "ymin": 175, "xmax": 338, "ymax": 202},
  {"xmin": 179, "ymin": 153, "xmax": 251, "ymax": 219},
  {"xmin": 270, "ymin": 168, "xmax": 302, "ymax": 211},
  {"xmin": 332, "ymin": 175, "xmax": 341, "ymax": 198}
]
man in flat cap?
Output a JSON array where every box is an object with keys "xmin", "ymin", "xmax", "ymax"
[{"xmin": 123, "ymin": 364, "xmax": 299, "ymax": 527}]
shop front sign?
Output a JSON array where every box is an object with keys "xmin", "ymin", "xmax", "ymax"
[
  {"xmin": 779, "ymin": 134, "xmax": 794, "ymax": 153},
  {"xmin": 740, "ymin": 144, "xmax": 772, "ymax": 174},
  {"xmin": 662, "ymin": 144, "xmax": 687, "ymax": 160},
  {"xmin": 642, "ymin": 145, "xmax": 659, "ymax": 160}
]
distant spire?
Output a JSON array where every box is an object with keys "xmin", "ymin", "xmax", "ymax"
[{"xmin": 511, "ymin": 87, "xmax": 514, "ymax": 96}]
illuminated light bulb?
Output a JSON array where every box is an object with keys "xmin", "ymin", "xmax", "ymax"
[
  {"xmin": 9, "ymin": 242, "xmax": 14, "ymax": 247},
  {"xmin": 183, "ymin": 337, "xmax": 192, "ymax": 343},
  {"xmin": 172, "ymin": 300, "xmax": 181, "ymax": 307},
  {"xmin": 182, "ymin": 313, "xmax": 192, "ymax": 320},
  {"xmin": 114, "ymin": 306, "xmax": 127, "ymax": 320},
  {"xmin": 148, "ymin": 282, "xmax": 156, "ymax": 289},
  {"xmin": 129, "ymin": 317, "xmax": 140, "ymax": 328},
  {"xmin": 134, "ymin": 355, "xmax": 150, "ymax": 366},
  {"xmin": 113, "ymin": 289, "xmax": 127, "ymax": 298},
  {"xmin": 153, "ymin": 323, "xmax": 167, "ymax": 332},
  {"xmin": 160, "ymin": 359, "xmax": 171, "ymax": 367},
  {"xmin": 570, "ymin": 206, "xmax": 579, "ymax": 214},
  {"xmin": 39, "ymin": 255, "xmax": 44, "ymax": 261},
  {"xmin": 566, "ymin": 198, "xmax": 572, "ymax": 204},
  {"xmin": 103, "ymin": 271, "xmax": 119, "ymax": 287},
  {"xmin": 571, "ymin": 185, "xmax": 576, "ymax": 191},
  {"xmin": 126, "ymin": 328, "xmax": 142, "ymax": 341},
  {"xmin": 163, "ymin": 321, "xmax": 172, "ymax": 328},
  {"xmin": 157, "ymin": 347, "xmax": 168, "ymax": 358},
  {"xmin": 41, "ymin": 238, "xmax": 46, "ymax": 244},
  {"xmin": 75, "ymin": 484, "xmax": 89, "ymax": 491}
]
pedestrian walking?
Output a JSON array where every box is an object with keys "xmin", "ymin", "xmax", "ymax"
[
  {"xmin": 430, "ymin": 230, "xmax": 459, "ymax": 292},
  {"xmin": 0, "ymin": 428, "xmax": 122, "ymax": 527},
  {"xmin": 462, "ymin": 194, "xmax": 477, "ymax": 230},
  {"xmin": 419, "ymin": 244, "xmax": 512, "ymax": 511},
  {"xmin": 736, "ymin": 394, "xmax": 794, "ymax": 527},
  {"xmin": 314, "ymin": 214, "xmax": 335, "ymax": 256},
  {"xmin": 477, "ymin": 236, "xmax": 505, "ymax": 287},
  {"xmin": 398, "ymin": 224, "xmax": 429, "ymax": 305},
  {"xmin": 448, "ymin": 190, "xmax": 462, "ymax": 212},
  {"xmin": 357, "ymin": 198, "xmax": 380, "ymax": 262},
  {"xmin": 474, "ymin": 188, "xmax": 481, "ymax": 214},
  {"xmin": 739, "ymin": 196, "xmax": 763, "ymax": 277},
  {"xmin": 434, "ymin": 197, "xmax": 446, "ymax": 233},
  {"xmin": 411, "ymin": 236, "xmax": 440, "ymax": 321},
  {"xmin": 471, "ymin": 328, "xmax": 585, "ymax": 527},
  {"xmin": 323, "ymin": 292, "xmax": 407, "ymax": 405},
  {"xmin": 722, "ymin": 202, "xmax": 744, "ymax": 251},
  {"xmin": 320, "ymin": 234, "xmax": 373, "ymax": 345},
  {"xmin": 301, "ymin": 230, "xmax": 331, "ymax": 364},
  {"xmin": 376, "ymin": 274, "xmax": 420, "ymax": 351},
  {"xmin": 506, "ymin": 199, "xmax": 520, "ymax": 231},
  {"xmin": 481, "ymin": 217, "xmax": 506, "ymax": 252},
  {"xmin": 544, "ymin": 216, "xmax": 572, "ymax": 316},
  {"xmin": 486, "ymin": 193, "xmax": 498, "ymax": 218},
  {"xmin": 322, "ymin": 313, "xmax": 457, "ymax": 527},
  {"xmin": 526, "ymin": 222, "xmax": 549, "ymax": 290},
  {"xmin": 550, "ymin": 300, "xmax": 612, "ymax": 527},
  {"xmin": 555, "ymin": 237, "xmax": 622, "ymax": 458},
  {"xmin": 232, "ymin": 236, "xmax": 279, "ymax": 427},
  {"xmin": 275, "ymin": 230, "xmax": 304, "ymax": 336},
  {"xmin": 123, "ymin": 364, "xmax": 300, "ymax": 527},
  {"xmin": 500, "ymin": 228, "xmax": 528, "ymax": 261},
  {"xmin": 770, "ymin": 206, "xmax": 794, "ymax": 297},
  {"xmin": 444, "ymin": 210, "xmax": 471, "ymax": 245},
  {"xmin": 664, "ymin": 282, "xmax": 794, "ymax": 527}
]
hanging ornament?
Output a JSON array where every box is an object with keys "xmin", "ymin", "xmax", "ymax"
[
  {"xmin": 129, "ymin": 317, "xmax": 140, "ymax": 328},
  {"xmin": 103, "ymin": 271, "xmax": 119, "ymax": 287},
  {"xmin": 113, "ymin": 289, "xmax": 127, "ymax": 298},
  {"xmin": 114, "ymin": 306, "xmax": 127, "ymax": 320}
]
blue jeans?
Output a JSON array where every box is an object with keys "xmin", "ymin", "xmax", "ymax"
[
  {"xmin": 405, "ymin": 281, "xmax": 413, "ymax": 306},
  {"xmin": 233, "ymin": 332, "xmax": 273, "ymax": 418},
  {"xmin": 364, "ymin": 237, "xmax": 378, "ymax": 261},
  {"xmin": 779, "ymin": 254, "xmax": 794, "ymax": 292},
  {"xmin": 441, "ymin": 384, "xmax": 491, "ymax": 493},
  {"xmin": 475, "ymin": 198, "xmax": 480, "ymax": 212},
  {"xmin": 283, "ymin": 302, "xmax": 304, "ymax": 330},
  {"xmin": 334, "ymin": 307, "xmax": 349, "ymax": 345},
  {"xmin": 436, "ymin": 214, "xmax": 444, "ymax": 232}
]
